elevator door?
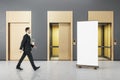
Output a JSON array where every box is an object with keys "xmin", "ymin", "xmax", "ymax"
[
  {"xmin": 104, "ymin": 24, "xmax": 111, "ymax": 59},
  {"xmin": 59, "ymin": 23, "xmax": 71, "ymax": 60},
  {"xmin": 98, "ymin": 25, "xmax": 102, "ymax": 57},
  {"xmin": 9, "ymin": 23, "xmax": 30, "ymax": 60},
  {"xmin": 98, "ymin": 23, "xmax": 111, "ymax": 59}
]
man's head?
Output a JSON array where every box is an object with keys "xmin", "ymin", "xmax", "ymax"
[{"xmin": 25, "ymin": 27, "xmax": 31, "ymax": 34}]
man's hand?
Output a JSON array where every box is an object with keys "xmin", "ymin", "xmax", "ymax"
[
  {"xmin": 31, "ymin": 42, "xmax": 35, "ymax": 46},
  {"xmin": 20, "ymin": 50, "xmax": 23, "ymax": 53}
]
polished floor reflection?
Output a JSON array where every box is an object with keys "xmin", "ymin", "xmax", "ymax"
[{"xmin": 0, "ymin": 61, "xmax": 120, "ymax": 80}]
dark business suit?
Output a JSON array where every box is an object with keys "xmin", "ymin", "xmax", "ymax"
[{"xmin": 17, "ymin": 34, "xmax": 36, "ymax": 69}]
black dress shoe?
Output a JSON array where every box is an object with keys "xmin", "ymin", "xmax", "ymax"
[
  {"xmin": 34, "ymin": 66, "xmax": 40, "ymax": 71},
  {"xmin": 16, "ymin": 66, "xmax": 23, "ymax": 70}
]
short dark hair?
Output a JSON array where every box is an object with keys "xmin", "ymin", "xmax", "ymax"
[{"xmin": 25, "ymin": 27, "xmax": 30, "ymax": 32}]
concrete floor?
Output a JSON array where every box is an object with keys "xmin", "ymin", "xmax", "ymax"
[{"xmin": 0, "ymin": 61, "xmax": 120, "ymax": 80}]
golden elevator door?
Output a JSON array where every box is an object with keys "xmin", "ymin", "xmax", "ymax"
[
  {"xmin": 59, "ymin": 23, "xmax": 71, "ymax": 60},
  {"xmin": 98, "ymin": 25, "xmax": 102, "ymax": 56},
  {"xmin": 10, "ymin": 23, "xmax": 30, "ymax": 60},
  {"xmin": 104, "ymin": 24, "xmax": 111, "ymax": 59}
]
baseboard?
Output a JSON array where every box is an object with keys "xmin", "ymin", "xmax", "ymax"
[
  {"xmin": 114, "ymin": 59, "xmax": 120, "ymax": 61},
  {"xmin": 34, "ymin": 59, "xmax": 47, "ymax": 61},
  {"xmin": 73, "ymin": 59, "xmax": 77, "ymax": 61},
  {"xmin": 0, "ymin": 59, "xmax": 6, "ymax": 61}
]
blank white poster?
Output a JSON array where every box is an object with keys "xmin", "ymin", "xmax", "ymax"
[{"xmin": 77, "ymin": 21, "xmax": 98, "ymax": 66}]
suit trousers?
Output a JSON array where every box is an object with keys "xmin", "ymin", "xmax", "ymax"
[{"xmin": 17, "ymin": 51, "xmax": 36, "ymax": 69}]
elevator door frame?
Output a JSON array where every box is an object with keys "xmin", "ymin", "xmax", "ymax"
[
  {"xmin": 6, "ymin": 11, "xmax": 31, "ymax": 61},
  {"xmin": 88, "ymin": 11, "xmax": 114, "ymax": 60},
  {"xmin": 47, "ymin": 11, "xmax": 73, "ymax": 61}
]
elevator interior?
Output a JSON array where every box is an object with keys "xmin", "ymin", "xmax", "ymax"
[
  {"xmin": 98, "ymin": 23, "xmax": 111, "ymax": 60},
  {"xmin": 49, "ymin": 23, "xmax": 71, "ymax": 60},
  {"xmin": 50, "ymin": 23, "xmax": 59, "ymax": 59}
]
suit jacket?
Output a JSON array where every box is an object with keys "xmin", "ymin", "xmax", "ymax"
[{"xmin": 20, "ymin": 34, "xmax": 34, "ymax": 51}]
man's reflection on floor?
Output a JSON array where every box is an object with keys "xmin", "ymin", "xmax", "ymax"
[{"xmin": 16, "ymin": 70, "xmax": 40, "ymax": 80}]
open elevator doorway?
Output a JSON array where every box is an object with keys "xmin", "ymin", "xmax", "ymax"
[{"xmin": 98, "ymin": 23, "xmax": 112, "ymax": 61}]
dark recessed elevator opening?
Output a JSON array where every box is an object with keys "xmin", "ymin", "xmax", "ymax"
[{"xmin": 98, "ymin": 23, "xmax": 111, "ymax": 60}]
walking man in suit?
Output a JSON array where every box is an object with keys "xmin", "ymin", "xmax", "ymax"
[{"xmin": 16, "ymin": 27, "xmax": 40, "ymax": 71}]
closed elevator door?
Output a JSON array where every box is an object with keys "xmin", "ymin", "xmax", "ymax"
[
  {"xmin": 9, "ymin": 23, "xmax": 30, "ymax": 60},
  {"xmin": 98, "ymin": 23, "xmax": 111, "ymax": 60},
  {"xmin": 59, "ymin": 23, "xmax": 71, "ymax": 60},
  {"xmin": 50, "ymin": 23, "xmax": 71, "ymax": 60}
]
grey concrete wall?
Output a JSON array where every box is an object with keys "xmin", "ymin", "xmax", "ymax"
[{"xmin": 0, "ymin": 0, "xmax": 120, "ymax": 60}]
